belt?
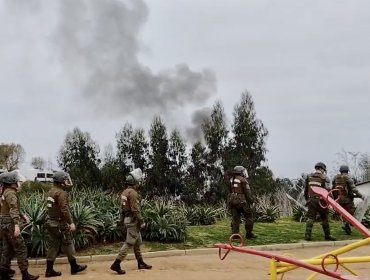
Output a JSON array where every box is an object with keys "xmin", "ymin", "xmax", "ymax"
[{"xmin": 309, "ymin": 195, "xmax": 321, "ymax": 199}]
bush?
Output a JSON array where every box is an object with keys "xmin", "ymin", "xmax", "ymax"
[
  {"xmin": 255, "ymin": 195, "xmax": 280, "ymax": 223},
  {"xmin": 141, "ymin": 198, "xmax": 187, "ymax": 242}
]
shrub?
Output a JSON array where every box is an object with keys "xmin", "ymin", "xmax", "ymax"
[
  {"xmin": 141, "ymin": 198, "xmax": 187, "ymax": 242},
  {"xmin": 255, "ymin": 195, "xmax": 280, "ymax": 223}
]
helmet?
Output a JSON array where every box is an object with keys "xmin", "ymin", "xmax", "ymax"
[
  {"xmin": 0, "ymin": 171, "xmax": 21, "ymax": 185},
  {"xmin": 339, "ymin": 165, "xmax": 349, "ymax": 173},
  {"xmin": 233, "ymin": 165, "xmax": 249, "ymax": 178},
  {"xmin": 53, "ymin": 171, "xmax": 73, "ymax": 186},
  {"xmin": 125, "ymin": 168, "xmax": 143, "ymax": 185},
  {"xmin": 314, "ymin": 162, "xmax": 326, "ymax": 171}
]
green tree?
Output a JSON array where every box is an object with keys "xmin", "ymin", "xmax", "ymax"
[
  {"xmin": 224, "ymin": 91, "xmax": 268, "ymax": 180},
  {"xmin": 100, "ymin": 144, "xmax": 123, "ymax": 191},
  {"xmin": 0, "ymin": 143, "xmax": 26, "ymax": 171},
  {"xmin": 201, "ymin": 101, "xmax": 229, "ymax": 201},
  {"xmin": 146, "ymin": 116, "xmax": 170, "ymax": 196},
  {"xmin": 116, "ymin": 123, "xmax": 133, "ymax": 174},
  {"xmin": 57, "ymin": 127, "xmax": 101, "ymax": 187},
  {"xmin": 183, "ymin": 141, "xmax": 207, "ymax": 204},
  {"xmin": 130, "ymin": 128, "xmax": 149, "ymax": 171},
  {"xmin": 168, "ymin": 129, "xmax": 188, "ymax": 195},
  {"xmin": 31, "ymin": 157, "xmax": 46, "ymax": 170}
]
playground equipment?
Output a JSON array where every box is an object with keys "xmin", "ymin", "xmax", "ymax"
[{"xmin": 214, "ymin": 187, "xmax": 370, "ymax": 280}]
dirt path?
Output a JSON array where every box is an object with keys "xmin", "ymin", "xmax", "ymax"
[{"xmin": 12, "ymin": 245, "xmax": 370, "ymax": 280}]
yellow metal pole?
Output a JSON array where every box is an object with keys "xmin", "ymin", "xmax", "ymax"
[
  {"xmin": 277, "ymin": 238, "xmax": 370, "ymax": 274},
  {"xmin": 269, "ymin": 258, "xmax": 278, "ymax": 280},
  {"xmin": 281, "ymin": 256, "xmax": 370, "ymax": 266},
  {"xmin": 339, "ymin": 264, "xmax": 358, "ymax": 276},
  {"xmin": 307, "ymin": 272, "xmax": 319, "ymax": 280}
]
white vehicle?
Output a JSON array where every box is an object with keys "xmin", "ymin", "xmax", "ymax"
[{"xmin": 35, "ymin": 171, "xmax": 54, "ymax": 183}]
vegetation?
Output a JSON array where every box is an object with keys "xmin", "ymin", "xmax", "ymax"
[{"xmin": 19, "ymin": 183, "xmax": 369, "ymax": 258}]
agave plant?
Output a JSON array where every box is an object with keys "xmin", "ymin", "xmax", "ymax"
[
  {"xmin": 141, "ymin": 198, "xmax": 187, "ymax": 242},
  {"xmin": 70, "ymin": 201, "xmax": 103, "ymax": 249},
  {"xmin": 20, "ymin": 192, "xmax": 49, "ymax": 257}
]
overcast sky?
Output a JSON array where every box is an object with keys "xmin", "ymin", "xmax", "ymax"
[{"xmin": 1, "ymin": 0, "xmax": 369, "ymax": 179}]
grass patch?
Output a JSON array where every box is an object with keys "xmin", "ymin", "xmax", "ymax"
[{"xmin": 76, "ymin": 218, "xmax": 365, "ymax": 256}]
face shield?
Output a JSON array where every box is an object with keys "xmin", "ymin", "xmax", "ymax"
[
  {"xmin": 243, "ymin": 169, "xmax": 249, "ymax": 179},
  {"xmin": 64, "ymin": 175, "xmax": 73, "ymax": 187}
]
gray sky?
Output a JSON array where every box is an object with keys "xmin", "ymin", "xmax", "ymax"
[{"xmin": 1, "ymin": 0, "xmax": 369, "ymax": 179}]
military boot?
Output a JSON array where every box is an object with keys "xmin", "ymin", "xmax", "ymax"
[
  {"xmin": 322, "ymin": 225, "xmax": 336, "ymax": 241},
  {"xmin": 246, "ymin": 232, "xmax": 257, "ymax": 239},
  {"xmin": 0, "ymin": 268, "xmax": 14, "ymax": 280},
  {"xmin": 21, "ymin": 270, "xmax": 39, "ymax": 280},
  {"xmin": 137, "ymin": 258, "xmax": 152, "ymax": 270},
  {"xmin": 342, "ymin": 223, "xmax": 351, "ymax": 235},
  {"xmin": 304, "ymin": 219, "xmax": 313, "ymax": 241},
  {"xmin": 69, "ymin": 259, "xmax": 87, "ymax": 275},
  {"xmin": 110, "ymin": 259, "xmax": 126, "ymax": 275},
  {"xmin": 45, "ymin": 260, "xmax": 62, "ymax": 278}
]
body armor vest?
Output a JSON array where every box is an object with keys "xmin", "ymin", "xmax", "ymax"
[
  {"xmin": 230, "ymin": 176, "xmax": 244, "ymax": 194},
  {"xmin": 334, "ymin": 174, "xmax": 349, "ymax": 195},
  {"xmin": 307, "ymin": 173, "xmax": 326, "ymax": 197},
  {"xmin": 47, "ymin": 187, "xmax": 64, "ymax": 220}
]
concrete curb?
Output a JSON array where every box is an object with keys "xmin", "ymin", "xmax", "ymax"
[{"xmin": 15, "ymin": 239, "xmax": 362, "ymax": 266}]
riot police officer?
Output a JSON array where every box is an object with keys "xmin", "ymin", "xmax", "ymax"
[
  {"xmin": 44, "ymin": 171, "xmax": 87, "ymax": 277},
  {"xmin": 110, "ymin": 168, "xmax": 152, "ymax": 275},
  {"xmin": 304, "ymin": 162, "xmax": 336, "ymax": 241},
  {"xmin": 228, "ymin": 166, "xmax": 257, "ymax": 239},
  {"xmin": 0, "ymin": 171, "xmax": 39, "ymax": 280},
  {"xmin": 332, "ymin": 165, "xmax": 364, "ymax": 235}
]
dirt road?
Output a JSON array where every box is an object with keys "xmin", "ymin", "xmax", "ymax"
[{"xmin": 10, "ymin": 245, "xmax": 370, "ymax": 280}]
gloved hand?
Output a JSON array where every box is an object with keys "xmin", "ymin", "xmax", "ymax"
[{"xmin": 14, "ymin": 224, "xmax": 21, "ymax": 237}]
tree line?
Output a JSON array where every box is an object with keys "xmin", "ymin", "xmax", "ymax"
[{"xmin": 2, "ymin": 91, "xmax": 370, "ymax": 203}]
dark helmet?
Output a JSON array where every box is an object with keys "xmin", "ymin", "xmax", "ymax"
[
  {"xmin": 314, "ymin": 162, "xmax": 326, "ymax": 171},
  {"xmin": 53, "ymin": 171, "xmax": 73, "ymax": 186},
  {"xmin": 339, "ymin": 165, "xmax": 349, "ymax": 173},
  {"xmin": 233, "ymin": 165, "xmax": 249, "ymax": 178},
  {"xmin": 0, "ymin": 171, "xmax": 21, "ymax": 185}
]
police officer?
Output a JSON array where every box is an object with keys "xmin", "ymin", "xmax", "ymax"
[
  {"xmin": 0, "ymin": 173, "xmax": 16, "ymax": 279},
  {"xmin": 304, "ymin": 162, "xmax": 336, "ymax": 241},
  {"xmin": 44, "ymin": 171, "xmax": 87, "ymax": 277},
  {"xmin": 0, "ymin": 171, "xmax": 39, "ymax": 280},
  {"xmin": 332, "ymin": 165, "xmax": 364, "ymax": 235},
  {"xmin": 228, "ymin": 166, "xmax": 256, "ymax": 239},
  {"xmin": 110, "ymin": 168, "xmax": 152, "ymax": 275}
]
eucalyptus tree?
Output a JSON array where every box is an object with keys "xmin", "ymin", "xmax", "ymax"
[
  {"xmin": 224, "ymin": 91, "xmax": 268, "ymax": 180},
  {"xmin": 58, "ymin": 127, "xmax": 101, "ymax": 187}
]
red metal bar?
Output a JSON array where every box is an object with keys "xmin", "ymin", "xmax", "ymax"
[
  {"xmin": 311, "ymin": 187, "xmax": 370, "ymax": 238},
  {"xmin": 214, "ymin": 243, "xmax": 346, "ymax": 279}
]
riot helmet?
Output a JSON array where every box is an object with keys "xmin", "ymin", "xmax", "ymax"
[
  {"xmin": 53, "ymin": 171, "xmax": 73, "ymax": 187},
  {"xmin": 233, "ymin": 165, "xmax": 249, "ymax": 178},
  {"xmin": 0, "ymin": 171, "xmax": 21, "ymax": 186},
  {"xmin": 314, "ymin": 162, "xmax": 326, "ymax": 172},
  {"xmin": 125, "ymin": 168, "xmax": 143, "ymax": 185},
  {"xmin": 339, "ymin": 165, "xmax": 349, "ymax": 173}
]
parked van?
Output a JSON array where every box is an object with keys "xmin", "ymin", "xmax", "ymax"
[{"xmin": 35, "ymin": 171, "xmax": 54, "ymax": 183}]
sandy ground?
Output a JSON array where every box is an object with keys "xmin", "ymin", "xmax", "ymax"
[{"xmin": 9, "ymin": 245, "xmax": 370, "ymax": 280}]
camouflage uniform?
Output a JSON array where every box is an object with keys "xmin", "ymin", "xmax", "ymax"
[
  {"xmin": 228, "ymin": 174, "xmax": 256, "ymax": 239},
  {"xmin": 110, "ymin": 169, "xmax": 151, "ymax": 275},
  {"xmin": 304, "ymin": 167, "xmax": 335, "ymax": 241},
  {"xmin": 332, "ymin": 172, "xmax": 363, "ymax": 235},
  {"xmin": 45, "ymin": 171, "xmax": 86, "ymax": 277},
  {"xmin": 0, "ymin": 185, "xmax": 38, "ymax": 279}
]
